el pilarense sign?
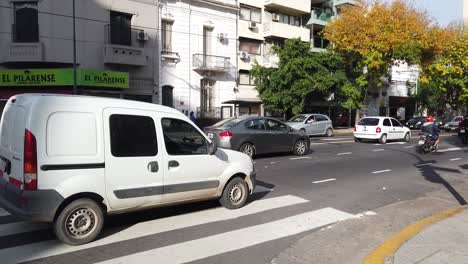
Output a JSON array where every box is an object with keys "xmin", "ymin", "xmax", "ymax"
[{"xmin": 0, "ymin": 69, "xmax": 129, "ymax": 88}]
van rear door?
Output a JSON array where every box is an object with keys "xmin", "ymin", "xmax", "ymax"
[{"xmin": 0, "ymin": 97, "xmax": 28, "ymax": 188}]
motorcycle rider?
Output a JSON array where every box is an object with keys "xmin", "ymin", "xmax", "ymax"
[
  {"xmin": 460, "ymin": 113, "xmax": 468, "ymax": 143},
  {"xmin": 427, "ymin": 116, "xmax": 440, "ymax": 150}
]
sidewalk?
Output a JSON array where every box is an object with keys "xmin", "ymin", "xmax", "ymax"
[
  {"xmin": 334, "ymin": 127, "xmax": 354, "ymax": 136},
  {"xmin": 366, "ymin": 206, "xmax": 468, "ymax": 264}
]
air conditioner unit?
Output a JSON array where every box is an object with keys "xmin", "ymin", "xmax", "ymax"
[
  {"xmin": 218, "ymin": 33, "xmax": 226, "ymax": 41},
  {"xmin": 272, "ymin": 13, "xmax": 280, "ymax": 21},
  {"xmin": 240, "ymin": 51, "xmax": 249, "ymax": 60},
  {"xmin": 248, "ymin": 21, "xmax": 257, "ymax": 29},
  {"xmin": 137, "ymin": 30, "xmax": 149, "ymax": 41}
]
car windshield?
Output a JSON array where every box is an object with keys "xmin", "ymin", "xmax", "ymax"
[
  {"xmin": 358, "ymin": 118, "xmax": 379, "ymax": 126},
  {"xmin": 452, "ymin": 117, "xmax": 463, "ymax": 122},
  {"xmin": 289, "ymin": 115, "xmax": 308, "ymax": 122}
]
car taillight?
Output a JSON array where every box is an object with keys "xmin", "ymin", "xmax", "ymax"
[
  {"xmin": 24, "ymin": 129, "xmax": 37, "ymax": 191},
  {"xmin": 219, "ymin": 131, "xmax": 233, "ymax": 138},
  {"xmin": 376, "ymin": 127, "xmax": 381, "ymax": 133}
]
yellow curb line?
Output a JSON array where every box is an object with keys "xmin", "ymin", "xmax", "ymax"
[{"xmin": 363, "ymin": 205, "xmax": 468, "ymax": 264}]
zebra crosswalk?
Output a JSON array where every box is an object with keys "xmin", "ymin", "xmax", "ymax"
[{"xmin": 0, "ymin": 195, "xmax": 369, "ymax": 264}]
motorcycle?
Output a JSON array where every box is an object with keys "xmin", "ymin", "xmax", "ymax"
[
  {"xmin": 460, "ymin": 125, "xmax": 467, "ymax": 144},
  {"xmin": 417, "ymin": 133, "xmax": 438, "ymax": 154}
]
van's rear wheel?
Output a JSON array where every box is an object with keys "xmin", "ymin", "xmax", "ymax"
[
  {"xmin": 379, "ymin": 134, "xmax": 387, "ymax": 144},
  {"xmin": 54, "ymin": 198, "xmax": 104, "ymax": 245},
  {"xmin": 220, "ymin": 177, "xmax": 249, "ymax": 209}
]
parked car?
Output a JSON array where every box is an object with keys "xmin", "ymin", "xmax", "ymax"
[
  {"xmin": 0, "ymin": 94, "xmax": 255, "ymax": 245},
  {"xmin": 405, "ymin": 116, "xmax": 427, "ymax": 130},
  {"xmin": 204, "ymin": 117, "xmax": 310, "ymax": 158},
  {"xmin": 354, "ymin": 116, "xmax": 411, "ymax": 144},
  {"xmin": 444, "ymin": 116, "xmax": 463, "ymax": 132},
  {"xmin": 285, "ymin": 114, "xmax": 334, "ymax": 137}
]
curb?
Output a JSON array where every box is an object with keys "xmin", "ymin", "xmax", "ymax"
[{"xmin": 363, "ymin": 205, "xmax": 468, "ymax": 264}]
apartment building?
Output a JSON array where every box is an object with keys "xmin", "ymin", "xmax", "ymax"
[
  {"xmin": 158, "ymin": 0, "xmax": 239, "ymax": 119},
  {"xmin": 0, "ymin": 0, "xmax": 160, "ymax": 113},
  {"xmin": 238, "ymin": 0, "xmax": 311, "ymax": 116}
]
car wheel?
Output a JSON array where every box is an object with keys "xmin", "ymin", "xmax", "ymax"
[
  {"xmin": 239, "ymin": 143, "xmax": 255, "ymax": 158},
  {"xmin": 325, "ymin": 128, "xmax": 334, "ymax": 137},
  {"xmin": 54, "ymin": 198, "xmax": 104, "ymax": 245},
  {"xmin": 293, "ymin": 139, "xmax": 308, "ymax": 156},
  {"xmin": 300, "ymin": 128, "xmax": 306, "ymax": 134},
  {"xmin": 404, "ymin": 133, "xmax": 410, "ymax": 142},
  {"xmin": 220, "ymin": 177, "xmax": 249, "ymax": 209},
  {"xmin": 379, "ymin": 134, "xmax": 387, "ymax": 144}
]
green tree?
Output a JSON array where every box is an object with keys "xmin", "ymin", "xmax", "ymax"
[
  {"xmin": 250, "ymin": 38, "xmax": 360, "ymax": 117},
  {"xmin": 323, "ymin": 0, "xmax": 448, "ymax": 117},
  {"xmin": 420, "ymin": 28, "xmax": 468, "ymax": 112}
]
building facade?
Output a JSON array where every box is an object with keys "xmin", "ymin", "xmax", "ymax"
[
  {"xmin": 158, "ymin": 0, "xmax": 239, "ymax": 119},
  {"xmin": 0, "ymin": 0, "xmax": 160, "ymax": 113}
]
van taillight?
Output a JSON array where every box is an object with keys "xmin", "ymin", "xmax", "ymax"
[
  {"xmin": 219, "ymin": 131, "xmax": 233, "ymax": 138},
  {"xmin": 376, "ymin": 127, "xmax": 382, "ymax": 133},
  {"xmin": 24, "ymin": 129, "xmax": 37, "ymax": 190}
]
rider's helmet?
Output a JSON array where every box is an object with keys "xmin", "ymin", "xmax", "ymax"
[{"xmin": 427, "ymin": 116, "xmax": 434, "ymax": 122}]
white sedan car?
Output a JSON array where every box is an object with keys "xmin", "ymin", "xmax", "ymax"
[
  {"xmin": 285, "ymin": 114, "xmax": 334, "ymax": 137},
  {"xmin": 354, "ymin": 116, "xmax": 411, "ymax": 144}
]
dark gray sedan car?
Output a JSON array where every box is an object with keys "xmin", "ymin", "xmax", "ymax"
[{"xmin": 203, "ymin": 117, "xmax": 310, "ymax": 158}]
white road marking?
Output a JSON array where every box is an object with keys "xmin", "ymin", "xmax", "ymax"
[
  {"xmin": 372, "ymin": 169, "xmax": 392, "ymax": 174},
  {"xmin": 290, "ymin": 157, "xmax": 311, "ymax": 160},
  {"xmin": 438, "ymin": 147, "xmax": 464, "ymax": 153},
  {"xmin": 321, "ymin": 138, "xmax": 352, "ymax": 141},
  {"xmin": 0, "ymin": 195, "xmax": 309, "ymax": 263},
  {"xmin": 450, "ymin": 158, "xmax": 462, "ymax": 161},
  {"xmin": 337, "ymin": 152, "xmax": 352, "ymax": 156},
  {"xmin": 0, "ymin": 221, "xmax": 50, "ymax": 237},
  {"xmin": 364, "ymin": 211, "xmax": 377, "ymax": 216},
  {"xmin": 373, "ymin": 149, "xmax": 385, "ymax": 152},
  {"xmin": 96, "ymin": 208, "xmax": 355, "ymax": 264},
  {"xmin": 0, "ymin": 208, "xmax": 10, "ymax": 217},
  {"xmin": 253, "ymin": 186, "xmax": 273, "ymax": 194},
  {"xmin": 386, "ymin": 142, "xmax": 406, "ymax": 145},
  {"xmin": 310, "ymin": 143, "xmax": 326, "ymax": 146},
  {"xmin": 270, "ymin": 161, "xmax": 277, "ymax": 164},
  {"xmin": 313, "ymin": 178, "xmax": 337, "ymax": 184},
  {"xmin": 404, "ymin": 146, "xmax": 414, "ymax": 149},
  {"xmin": 374, "ymin": 144, "xmax": 382, "ymax": 146}
]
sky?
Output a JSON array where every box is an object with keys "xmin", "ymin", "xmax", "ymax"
[{"xmin": 411, "ymin": 0, "xmax": 464, "ymax": 26}]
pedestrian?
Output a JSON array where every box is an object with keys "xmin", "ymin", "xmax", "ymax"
[{"xmin": 189, "ymin": 111, "xmax": 196, "ymax": 123}]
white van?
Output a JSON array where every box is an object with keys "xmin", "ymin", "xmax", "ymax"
[{"xmin": 0, "ymin": 94, "xmax": 255, "ymax": 245}]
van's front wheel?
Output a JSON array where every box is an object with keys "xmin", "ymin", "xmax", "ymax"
[
  {"xmin": 54, "ymin": 198, "xmax": 104, "ymax": 245},
  {"xmin": 220, "ymin": 177, "xmax": 249, "ymax": 210}
]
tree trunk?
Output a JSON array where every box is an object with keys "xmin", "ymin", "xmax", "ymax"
[{"xmin": 355, "ymin": 108, "xmax": 360, "ymax": 125}]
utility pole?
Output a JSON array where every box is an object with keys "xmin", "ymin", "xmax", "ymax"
[{"xmin": 72, "ymin": 0, "xmax": 77, "ymax": 95}]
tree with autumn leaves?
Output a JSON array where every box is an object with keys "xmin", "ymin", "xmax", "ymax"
[{"xmin": 323, "ymin": 0, "xmax": 466, "ymax": 115}]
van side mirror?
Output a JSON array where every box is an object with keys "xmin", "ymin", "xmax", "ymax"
[{"xmin": 208, "ymin": 141, "xmax": 218, "ymax": 155}]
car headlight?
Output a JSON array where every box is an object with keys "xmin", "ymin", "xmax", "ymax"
[{"xmin": 416, "ymin": 121, "xmax": 421, "ymax": 125}]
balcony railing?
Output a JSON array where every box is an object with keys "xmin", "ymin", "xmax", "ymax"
[
  {"xmin": 11, "ymin": 23, "xmax": 39, "ymax": 43},
  {"xmin": 103, "ymin": 24, "xmax": 147, "ymax": 66},
  {"xmin": 193, "ymin": 54, "xmax": 232, "ymax": 72},
  {"xmin": 312, "ymin": 36, "xmax": 330, "ymax": 49}
]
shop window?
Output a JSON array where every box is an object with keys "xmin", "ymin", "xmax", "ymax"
[{"xmin": 13, "ymin": 2, "xmax": 39, "ymax": 42}]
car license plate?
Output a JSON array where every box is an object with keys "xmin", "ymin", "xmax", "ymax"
[
  {"xmin": 461, "ymin": 129, "xmax": 466, "ymax": 133},
  {"xmin": 207, "ymin": 133, "xmax": 214, "ymax": 139},
  {"xmin": 418, "ymin": 140, "xmax": 425, "ymax": 145}
]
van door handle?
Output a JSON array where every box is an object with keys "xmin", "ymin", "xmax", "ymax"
[
  {"xmin": 147, "ymin": 161, "xmax": 159, "ymax": 173},
  {"xmin": 168, "ymin": 160, "xmax": 179, "ymax": 168}
]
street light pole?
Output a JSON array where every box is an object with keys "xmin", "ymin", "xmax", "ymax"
[{"xmin": 72, "ymin": 0, "xmax": 77, "ymax": 95}]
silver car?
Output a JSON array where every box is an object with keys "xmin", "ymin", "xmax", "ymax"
[{"xmin": 285, "ymin": 114, "xmax": 334, "ymax": 137}]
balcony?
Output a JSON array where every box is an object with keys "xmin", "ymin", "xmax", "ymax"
[
  {"xmin": 306, "ymin": 8, "xmax": 333, "ymax": 26},
  {"xmin": 1, "ymin": 42, "xmax": 43, "ymax": 63},
  {"xmin": 262, "ymin": 54, "xmax": 279, "ymax": 68},
  {"xmin": 194, "ymin": 0, "xmax": 238, "ymax": 8},
  {"xmin": 311, "ymin": 36, "xmax": 330, "ymax": 52},
  {"xmin": 263, "ymin": 22, "xmax": 310, "ymax": 41},
  {"xmin": 103, "ymin": 24, "xmax": 147, "ymax": 66},
  {"xmin": 335, "ymin": 0, "xmax": 361, "ymax": 7},
  {"xmin": 193, "ymin": 54, "xmax": 233, "ymax": 73},
  {"xmin": 264, "ymin": 0, "xmax": 310, "ymax": 14}
]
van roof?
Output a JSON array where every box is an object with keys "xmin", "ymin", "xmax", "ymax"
[{"xmin": 11, "ymin": 93, "xmax": 186, "ymax": 117}]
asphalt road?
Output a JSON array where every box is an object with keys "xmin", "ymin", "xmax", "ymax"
[{"xmin": 0, "ymin": 132, "xmax": 467, "ymax": 264}]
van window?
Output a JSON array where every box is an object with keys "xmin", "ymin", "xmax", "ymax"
[
  {"xmin": 383, "ymin": 119, "xmax": 391, "ymax": 127},
  {"xmin": 0, "ymin": 106, "xmax": 13, "ymax": 148},
  {"xmin": 47, "ymin": 112, "xmax": 97, "ymax": 156},
  {"xmin": 358, "ymin": 118, "xmax": 379, "ymax": 126},
  {"xmin": 11, "ymin": 107, "xmax": 25, "ymax": 154},
  {"xmin": 161, "ymin": 118, "xmax": 208, "ymax": 155},
  {"xmin": 110, "ymin": 114, "xmax": 158, "ymax": 157}
]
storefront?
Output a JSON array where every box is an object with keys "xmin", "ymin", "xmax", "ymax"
[{"xmin": 0, "ymin": 68, "xmax": 129, "ymax": 113}]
